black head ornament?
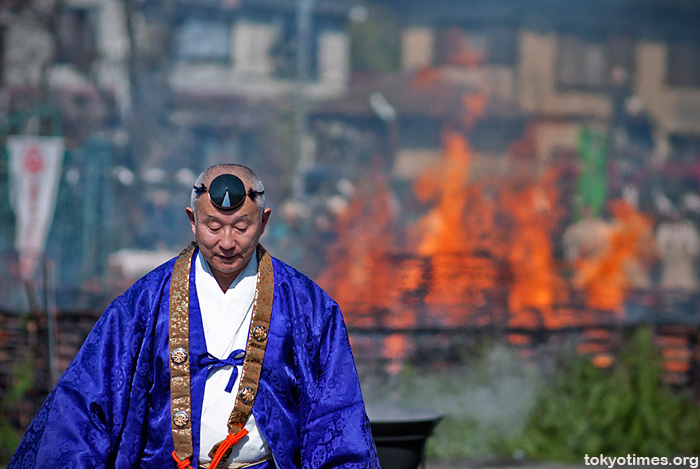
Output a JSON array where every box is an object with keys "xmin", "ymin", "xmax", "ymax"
[{"xmin": 193, "ymin": 174, "xmax": 264, "ymax": 211}]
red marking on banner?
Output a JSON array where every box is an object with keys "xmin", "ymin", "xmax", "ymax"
[{"xmin": 23, "ymin": 146, "xmax": 44, "ymax": 174}]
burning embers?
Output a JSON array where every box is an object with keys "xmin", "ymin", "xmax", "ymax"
[
  {"xmin": 321, "ymin": 130, "xmax": 612, "ymax": 329},
  {"xmin": 564, "ymin": 199, "xmax": 655, "ymax": 315},
  {"xmin": 319, "ymin": 130, "xmax": 683, "ymax": 378}
]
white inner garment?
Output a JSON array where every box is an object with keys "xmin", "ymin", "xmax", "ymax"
[{"xmin": 195, "ymin": 251, "xmax": 270, "ymax": 464}]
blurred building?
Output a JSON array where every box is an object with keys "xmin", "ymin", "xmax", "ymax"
[
  {"xmin": 317, "ymin": 0, "xmax": 700, "ymax": 194},
  {"xmin": 0, "ymin": 0, "xmax": 356, "ymax": 309},
  {"xmin": 3, "ymin": 0, "xmax": 700, "ymax": 434},
  {"xmin": 168, "ymin": 0, "xmax": 351, "ymax": 98},
  {"xmin": 2, "ymin": 0, "xmax": 700, "ymax": 307}
]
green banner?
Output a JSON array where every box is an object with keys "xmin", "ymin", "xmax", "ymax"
[{"xmin": 576, "ymin": 126, "xmax": 608, "ymax": 218}]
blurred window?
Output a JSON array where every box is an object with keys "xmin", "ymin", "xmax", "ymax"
[
  {"xmin": 556, "ymin": 34, "xmax": 607, "ymax": 90},
  {"xmin": 607, "ymin": 34, "xmax": 635, "ymax": 88},
  {"xmin": 176, "ymin": 17, "xmax": 230, "ymax": 62},
  {"xmin": 400, "ymin": 117, "xmax": 441, "ymax": 149},
  {"xmin": 435, "ymin": 24, "xmax": 517, "ymax": 67},
  {"xmin": 56, "ymin": 8, "xmax": 96, "ymax": 71},
  {"xmin": 270, "ymin": 14, "xmax": 297, "ymax": 79},
  {"xmin": 268, "ymin": 11, "xmax": 325, "ymax": 81},
  {"xmin": 557, "ymin": 33, "xmax": 636, "ymax": 91},
  {"xmin": 667, "ymin": 41, "xmax": 700, "ymax": 88}
]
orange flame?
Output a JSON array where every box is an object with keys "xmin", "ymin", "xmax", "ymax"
[
  {"xmin": 500, "ymin": 169, "xmax": 566, "ymax": 327},
  {"xmin": 322, "ymin": 130, "xmax": 570, "ymax": 330},
  {"xmin": 318, "ymin": 172, "xmax": 412, "ymax": 329},
  {"xmin": 414, "ymin": 130, "xmax": 472, "ymax": 256},
  {"xmin": 568, "ymin": 199, "xmax": 654, "ymax": 314},
  {"xmin": 317, "ymin": 113, "xmax": 657, "ymax": 372}
]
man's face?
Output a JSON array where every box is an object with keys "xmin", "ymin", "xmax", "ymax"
[{"xmin": 186, "ymin": 188, "xmax": 271, "ymax": 287}]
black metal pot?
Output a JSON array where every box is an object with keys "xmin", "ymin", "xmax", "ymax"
[{"xmin": 368, "ymin": 406, "xmax": 443, "ymax": 469}]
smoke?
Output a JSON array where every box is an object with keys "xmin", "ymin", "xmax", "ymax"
[{"xmin": 361, "ymin": 342, "xmax": 540, "ymax": 456}]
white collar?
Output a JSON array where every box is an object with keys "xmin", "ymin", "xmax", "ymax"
[
  {"xmin": 194, "ymin": 250, "xmax": 270, "ymax": 463},
  {"xmin": 195, "ymin": 251, "xmax": 259, "ymax": 297},
  {"xmin": 194, "ymin": 251, "xmax": 258, "ymax": 358}
]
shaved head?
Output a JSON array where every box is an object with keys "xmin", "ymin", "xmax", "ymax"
[
  {"xmin": 190, "ymin": 164, "xmax": 266, "ymax": 219},
  {"xmin": 185, "ymin": 163, "xmax": 271, "ymax": 291}
]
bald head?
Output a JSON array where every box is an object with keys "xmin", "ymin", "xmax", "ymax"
[
  {"xmin": 186, "ymin": 164, "xmax": 271, "ymax": 291},
  {"xmin": 190, "ymin": 164, "xmax": 266, "ymax": 219}
]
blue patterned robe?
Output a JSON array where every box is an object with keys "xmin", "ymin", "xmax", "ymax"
[{"xmin": 9, "ymin": 252, "xmax": 379, "ymax": 468}]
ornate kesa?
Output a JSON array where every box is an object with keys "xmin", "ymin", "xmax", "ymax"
[
  {"xmin": 173, "ymin": 411, "xmax": 190, "ymax": 428},
  {"xmin": 168, "ymin": 243, "xmax": 274, "ymax": 466},
  {"xmin": 252, "ymin": 325, "xmax": 268, "ymax": 342},
  {"xmin": 239, "ymin": 387, "xmax": 256, "ymax": 405},
  {"xmin": 171, "ymin": 347, "xmax": 188, "ymax": 365}
]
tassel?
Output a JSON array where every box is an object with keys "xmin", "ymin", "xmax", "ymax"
[
  {"xmin": 208, "ymin": 428, "xmax": 249, "ymax": 468},
  {"xmin": 172, "ymin": 450, "xmax": 193, "ymax": 469}
]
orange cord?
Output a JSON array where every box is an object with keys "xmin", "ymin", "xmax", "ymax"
[
  {"xmin": 171, "ymin": 450, "xmax": 193, "ymax": 469},
  {"xmin": 207, "ymin": 428, "xmax": 249, "ymax": 468}
]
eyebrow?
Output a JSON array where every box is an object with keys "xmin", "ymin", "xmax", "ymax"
[{"xmin": 203, "ymin": 214, "xmax": 250, "ymax": 224}]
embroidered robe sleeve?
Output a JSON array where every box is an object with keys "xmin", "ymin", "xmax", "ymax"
[
  {"xmin": 254, "ymin": 260, "xmax": 379, "ymax": 469},
  {"xmin": 8, "ymin": 279, "xmax": 160, "ymax": 468},
  {"xmin": 298, "ymin": 301, "xmax": 380, "ymax": 468}
]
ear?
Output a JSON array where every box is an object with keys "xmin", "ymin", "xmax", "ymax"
[
  {"xmin": 259, "ymin": 208, "xmax": 272, "ymax": 236},
  {"xmin": 186, "ymin": 206, "xmax": 196, "ymax": 237}
]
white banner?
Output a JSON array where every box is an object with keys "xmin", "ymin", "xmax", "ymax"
[{"xmin": 7, "ymin": 136, "xmax": 65, "ymax": 280}]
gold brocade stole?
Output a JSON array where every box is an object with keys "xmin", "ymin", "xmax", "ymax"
[{"xmin": 169, "ymin": 243, "xmax": 274, "ymax": 465}]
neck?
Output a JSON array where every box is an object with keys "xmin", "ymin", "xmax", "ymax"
[
  {"xmin": 210, "ymin": 267, "xmax": 242, "ymax": 293},
  {"xmin": 203, "ymin": 252, "xmax": 259, "ymax": 293}
]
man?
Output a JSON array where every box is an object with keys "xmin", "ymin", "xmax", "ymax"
[
  {"xmin": 9, "ymin": 164, "xmax": 379, "ymax": 468},
  {"xmin": 656, "ymin": 210, "xmax": 700, "ymax": 294}
]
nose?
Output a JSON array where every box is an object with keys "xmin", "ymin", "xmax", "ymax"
[{"xmin": 218, "ymin": 228, "xmax": 237, "ymax": 251}]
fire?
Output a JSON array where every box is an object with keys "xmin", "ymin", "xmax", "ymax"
[
  {"xmin": 411, "ymin": 128, "xmax": 568, "ymax": 328},
  {"xmin": 567, "ymin": 199, "xmax": 654, "ymax": 314},
  {"xmin": 384, "ymin": 333, "xmax": 411, "ymax": 376},
  {"xmin": 413, "ymin": 130, "xmax": 472, "ymax": 256},
  {"xmin": 322, "ymin": 129, "xmax": 571, "ymax": 330},
  {"xmin": 318, "ymin": 172, "xmax": 412, "ymax": 329},
  {"xmin": 317, "ymin": 113, "xmax": 660, "ymax": 373},
  {"xmin": 500, "ymin": 169, "xmax": 566, "ymax": 328},
  {"xmin": 410, "ymin": 130, "xmax": 507, "ymax": 327}
]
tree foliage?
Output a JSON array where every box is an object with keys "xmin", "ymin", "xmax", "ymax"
[{"xmin": 503, "ymin": 327, "xmax": 700, "ymax": 461}]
